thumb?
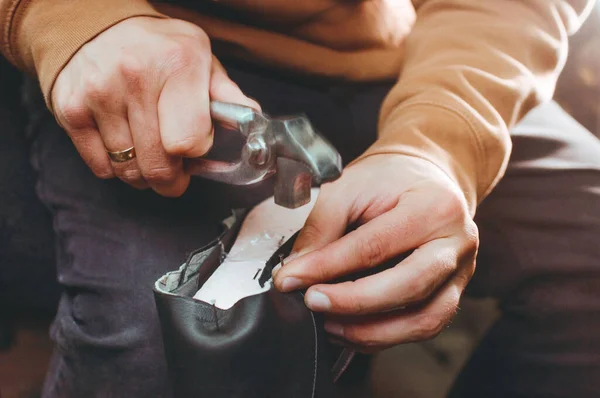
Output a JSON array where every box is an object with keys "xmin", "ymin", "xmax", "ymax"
[
  {"xmin": 290, "ymin": 186, "xmax": 351, "ymax": 259},
  {"xmin": 209, "ymin": 57, "xmax": 260, "ymax": 110}
]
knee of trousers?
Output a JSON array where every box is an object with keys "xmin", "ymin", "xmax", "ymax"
[
  {"xmin": 472, "ymin": 105, "xmax": 600, "ymax": 299},
  {"xmin": 45, "ymin": 276, "xmax": 172, "ymax": 397},
  {"xmin": 51, "ymin": 283, "xmax": 163, "ymax": 356}
]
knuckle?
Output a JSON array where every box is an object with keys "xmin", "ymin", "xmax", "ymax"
[
  {"xmin": 55, "ymin": 96, "xmax": 89, "ymax": 129},
  {"xmin": 165, "ymin": 134, "xmax": 213, "ymax": 157},
  {"xmin": 172, "ymin": 20, "xmax": 210, "ymax": 44},
  {"xmin": 427, "ymin": 181, "xmax": 466, "ymax": 218},
  {"xmin": 346, "ymin": 292, "xmax": 366, "ymax": 314},
  {"xmin": 311, "ymin": 263, "xmax": 328, "ymax": 282},
  {"xmin": 405, "ymin": 275, "xmax": 435, "ymax": 304},
  {"xmin": 358, "ymin": 233, "xmax": 388, "ymax": 268},
  {"xmin": 93, "ymin": 166, "xmax": 115, "ymax": 180},
  {"xmin": 164, "ymin": 40, "xmax": 195, "ymax": 72},
  {"xmin": 83, "ymin": 72, "xmax": 111, "ymax": 102},
  {"xmin": 330, "ymin": 285, "xmax": 365, "ymax": 314},
  {"xmin": 457, "ymin": 220, "xmax": 479, "ymax": 275},
  {"xmin": 463, "ymin": 220, "xmax": 480, "ymax": 252},
  {"xmin": 310, "ymin": 260, "xmax": 336, "ymax": 283},
  {"xmin": 415, "ymin": 313, "xmax": 447, "ymax": 340},
  {"xmin": 119, "ymin": 168, "xmax": 143, "ymax": 182},
  {"xmin": 143, "ymin": 166, "xmax": 177, "ymax": 184},
  {"xmin": 463, "ymin": 240, "xmax": 478, "ymax": 267},
  {"xmin": 298, "ymin": 222, "xmax": 325, "ymax": 245},
  {"xmin": 118, "ymin": 55, "xmax": 145, "ymax": 86},
  {"xmin": 187, "ymin": 29, "xmax": 210, "ymax": 49},
  {"xmin": 437, "ymin": 190, "xmax": 465, "ymax": 221}
]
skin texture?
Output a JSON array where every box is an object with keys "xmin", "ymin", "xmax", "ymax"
[
  {"xmin": 272, "ymin": 155, "xmax": 478, "ymax": 353},
  {"xmin": 51, "ymin": 16, "xmax": 258, "ymax": 197}
]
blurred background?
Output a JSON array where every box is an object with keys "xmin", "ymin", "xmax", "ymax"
[{"xmin": 1, "ymin": 3, "xmax": 599, "ymax": 397}]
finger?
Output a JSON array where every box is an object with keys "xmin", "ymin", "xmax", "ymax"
[
  {"xmin": 159, "ymin": 48, "xmax": 213, "ymax": 158},
  {"xmin": 275, "ymin": 199, "xmax": 434, "ymax": 291},
  {"xmin": 54, "ymin": 101, "xmax": 115, "ymax": 179},
  {"xmin": 68, "ymin": 127, "xmax": 115, "ymax": 179},
  {"xmin": 125, "ymin": 65, "xmax": 190, "ymax": 197},
  {"xmin": 209, "ymin": 57, "xmax": 260, "ymax": 109},
  {"xmin": 270, "ymin": 184, "xmax": 351, "ymax": 283},
  {"xmin": 290, "ymin": 184, "xmax": 353, "ymax": 258},
  {"xmin": 82, "ymin": 71, "xmax": 142, "ymax": 187},
  {"xmin": 304, "ymin": 236, "xmax": 475, "ymax": 314},
  {"xmin": 323, "ymin": 271, "xmax": 470, "ymax": 349},
  {"xmin": 289, "ymin": 160, "xmax": 420, "ymax": 258},
  {"xmin": 92, "ymin": 108, "xmax": 148, "ymax": 190}
]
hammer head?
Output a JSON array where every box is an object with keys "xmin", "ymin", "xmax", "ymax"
[{"xmin": 270, "ymin": 116, "xmax": 342, "ymax": 208}]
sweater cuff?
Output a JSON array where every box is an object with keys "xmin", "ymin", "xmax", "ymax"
[
  {"xmin": 351, "ymin": 101, "xmax": 511, "ymax": 215},
  {"xmin": 10, "ymin": 0, "xmax": 166, "ymax": 111}
]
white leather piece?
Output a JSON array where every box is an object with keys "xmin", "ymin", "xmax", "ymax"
[{"xmin": 193, "ymin": 188, "xmax": 319, "ymax": 309}]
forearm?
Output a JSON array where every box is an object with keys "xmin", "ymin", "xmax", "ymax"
[{"xmin": 357, "ymin": 0, "xmax": 595, "ymax": 213}]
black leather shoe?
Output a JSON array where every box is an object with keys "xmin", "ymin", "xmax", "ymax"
[{"xmin": 154, "ymin": 210, "xmax": 354, "ymax": 398}]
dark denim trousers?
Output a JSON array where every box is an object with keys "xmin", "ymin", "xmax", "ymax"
[{"xmin": 25, "ymin": 63, "xmax": 600, "ymax": 397}]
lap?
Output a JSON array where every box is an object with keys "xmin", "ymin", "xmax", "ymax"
[
  {"xmin": 452, "ymin": 101, "xmax": 600, "ymax": 398},
  {"xmin": 471, "ymin": 100, "xmax": 600, "ymax": 305}
]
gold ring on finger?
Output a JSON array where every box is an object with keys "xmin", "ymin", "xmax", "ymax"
[{"xmin": 107, "ymin": 146, "xmax": 136, "ymax": 163}]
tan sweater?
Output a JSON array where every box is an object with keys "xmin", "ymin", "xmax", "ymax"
[{"xmin": 0, "ymin": 0, "xmax": 594, "ymax": 213}]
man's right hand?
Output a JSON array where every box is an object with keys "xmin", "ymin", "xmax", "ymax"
[{"xmin": 52, "ymin": 16, "xmax": 258, "ymax": 197}]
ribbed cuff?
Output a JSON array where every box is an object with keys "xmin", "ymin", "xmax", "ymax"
[{"xmin": 351, "ymin": 101, "xmax": 510, "ymax": 215}]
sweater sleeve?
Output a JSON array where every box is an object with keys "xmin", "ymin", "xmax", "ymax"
[
  {"xmin": 355, "ymin": 0, "xmax": 594, "ymax": 213},
  {"xmin": 0, "ymin": 0, "xmax": 165, "ymax": 109}
]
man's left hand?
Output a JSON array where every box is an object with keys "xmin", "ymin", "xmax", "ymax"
[{"xmin": 271, "ymin": 154, "xmax": 478, "ymax": 352}]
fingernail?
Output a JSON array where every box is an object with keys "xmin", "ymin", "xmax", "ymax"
[
  {"xmin": 280, "ymin": 277, "xmax": 304, "ymax": 292},
  {"xmin": 271, "ymin": 264, "xmax": 281, "ymax": 277},
  {"xmin": 305, "ymin": 291, "xmax": 331, "ymax": 311},
  {"xmin": 324, "ymin": 321, "xmax": 344, "ymax": 337}
]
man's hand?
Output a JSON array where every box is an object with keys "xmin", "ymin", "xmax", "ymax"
[
  {"xmin": 52, "ymin": 17, "xmax": 257, "ymax": 196},
  {"xmin": 272, "ymin": 154, "xmax": 478, "ymax": 352}
]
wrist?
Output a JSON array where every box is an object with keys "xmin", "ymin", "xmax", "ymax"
[
  {"xmin": 358, "ymin": 101, "xmax": 509, "ymax": 215},
  {"xmin": 7, "ymin": 0, "xmax": 166, "ymax": 112}
]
